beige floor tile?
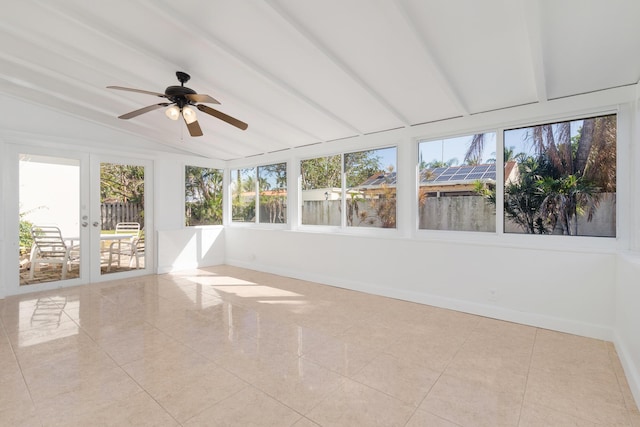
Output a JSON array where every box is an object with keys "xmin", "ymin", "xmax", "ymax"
[
  {"xmin": 120, "ymin": 342, "xmax": 212, "ymax": 398},
  {"xmin": 405, "ymin": 409, "xmax": 461, "ymax": 427},
  {"xmin": 1, "ymin": 266, "xmax": 638, "ymax": 426},
  {"xmin": 12, "ymin": 330, "xmax": 102, "ymax": 372},
  {"xmin": 518, "ymin": 402, "xmax": 600, "ymax": 427},
  {"xmin": 524, "ymin": 365, "xmax": 630, "ymax": 425},
  {"xmin": 352, "ymin": 353, "xmax": 440, "ymax": 406},
  {"xmin": 292, "ymin": 416, "xmax": 321, "ymax": 426},
  {"xmin": 306, "ymin": 378, "xmax": 414, "ymax": 426},
  {"xmin": 48, "ymin": 391, "xmax": 178, "ymax": 427},
  {"xmin": 152, "ymin": 362, "xmax": 248, "ymax": 422},
  {"xmin": 244, "ymin": 356, "xmax": 346, "ymax": 414},
  {"xmin": 443, "ymin": 322, "xmax": 533, "ymax": 394},
  {"xmin": 301, "ymin": 335, "xmax": 380, "ymax": 377},
  {"xmin": 183, "ymin": 386, "xmax": 301, "ymax": 427},
  {"xmin": 420, "ymin": 373, "xmax": 523, "ymax": 427},
  {"xmin": 0, "ymin": 369, "xmax": 33, "ymax": 411},
  {"xmin": 0, "ymin": 400, "xmax": 42, "ymax": 427},
  {"xmin": 385, "ymin": 330, "xmax": 468, "ymax": 372},
  {"xmin": 98, "ymin": 325, "xmax": 180, "ymax": 366},
  {"xmin": 22, "ymin": 347, "xmax": 120, "ymax": 402},
  {"xmin": 33, "ymin": 367, "xmax": 142, "ymax": 423}
]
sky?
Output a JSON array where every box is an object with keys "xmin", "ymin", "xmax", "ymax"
[{"xmin": 419, "ymin": 133, "xmax": 497, "ymax": 167}]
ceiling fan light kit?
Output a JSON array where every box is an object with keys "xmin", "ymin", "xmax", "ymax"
[
  {"xmin": 108, "ymin": 71, "xmax": 248, "ymax": 137},
  {"xmin": 165, "ymin": 105, "xmax": 180, "ymax": 120}
]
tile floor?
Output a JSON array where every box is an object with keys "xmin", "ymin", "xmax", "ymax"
[{"xmin": 1, "ymin": 265, "xmax": 638, "ymax": 426}]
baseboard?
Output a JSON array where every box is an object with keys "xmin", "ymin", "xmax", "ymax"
[{"xmin": 613, "ymin": 331, "xmax": 640, "ymax": 409}]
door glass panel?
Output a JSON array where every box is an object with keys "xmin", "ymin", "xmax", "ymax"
[
  {"xmin": 100, "ymin": 163, "xmax": 145, "ymax": 275},
  {"xmin": 19, "ymin": 154, "xmax": 80, "ymax": 285}
]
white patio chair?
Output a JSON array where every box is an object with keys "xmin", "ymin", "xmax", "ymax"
[
  {"xmin": 108, "ymin": 233, "xmax": 144, "ymax": 271},
  {"xmin": 105, "ymin": 222, "xmax": 141, "ymax": 271},
  {"xmin": 29, "ymin": 225, "xmax": 74, "ymax": 280}
]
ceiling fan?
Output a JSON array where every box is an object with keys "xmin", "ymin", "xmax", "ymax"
[{"xmin": 107, "ymin": 71, "xmax": 248, "ymax": 137}]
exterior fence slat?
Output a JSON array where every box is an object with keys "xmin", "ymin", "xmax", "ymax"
[{"xmin": 100, "ymin": 202, "xmax": 144, "ymax": 230}]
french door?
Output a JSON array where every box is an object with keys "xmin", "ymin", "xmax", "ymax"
[{"xmin": 11, "ymin": 146, "xmax": 152, "ymax": 294}]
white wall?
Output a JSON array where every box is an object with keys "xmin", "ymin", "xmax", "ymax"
[
  {"xmin": 154, "ymin": 156, "xmax": 227, "ymax": 273},
  {"xmin": 225, "ymin": 228, "xmax": 616, "ymax": 339},
  {"xmin": 613, "ymin": 86, "xmax": 640, "ymax": 406},
  {"xmin": 157, "ymin": 227, "xmax": 225, "ymax": 274},
  {"xmin": 615, "ymin": 254, "xmax": 640, "ymax": 407}
]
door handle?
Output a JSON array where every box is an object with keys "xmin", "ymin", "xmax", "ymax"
[{"xmin": 92, "ymin": 222, "xmax": 100, "ymax": 227}]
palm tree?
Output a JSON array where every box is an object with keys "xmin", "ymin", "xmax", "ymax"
[
  {"xmin": 538, "ymin": 174, "xmax": 599, "ymax": 235},
  {"xmin": 464, "ymin": 133, "xmax": 486, "ymax": 164},
  {"xmin": 524, "ymin": 115, "xmax": 615, "ymax": 234}
]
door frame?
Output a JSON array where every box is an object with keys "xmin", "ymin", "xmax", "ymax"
[
  {"xmin": 91, "ymin": 155, "xmax": 154, "ymax": 283},
  {"xmin": 4, "ymin": 145, "xmax": 154, "ymax": 296}
]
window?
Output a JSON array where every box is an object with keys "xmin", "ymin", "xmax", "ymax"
[
  {"xmin": 345, "ymin": 147, "xmax": 397, "ymax": 228},
  {"xmin": 231, "ymin": 163, "xmax": 287, "ymax": 224},
  {"xmin": 502, "ymin": 114, "xmax": 616, "ymax": 237},
  {"xmin": 418, "ymin": 133, "xmax": 497, "ymax": 232},
  {"xmin": 184, "ymin": 166, "xmax": 223, "ymax": 226},
  {"xmin": 258, "ymin": 163, "xmax": 287, "ymax": 224},
  {"xmin": 300, "ymin": 155, "xmax": 341, "ymax": 226},
  {"xmin": 231, "ymin": 168, "xmax": 256, "ymax": 223}
]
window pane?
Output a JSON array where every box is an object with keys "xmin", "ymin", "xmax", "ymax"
[
  {"xmin": 258, "ymin": 163, "xmax": 287, "ymax": 224},
  {"xmin": 345, "ymin": 147, "xmax": 396, "ymax": 228},
  {"xmin": 185, "ymin": 166, "xmax": 223, "ymax": 226},
  {"xmin": 503, "ymin": 114, "xmax": 616, "ymax": 236},
  {"xmin": 231, "ymin": 168, "xmax": 256, "ymax": 223},
  {"xmin": 300, "ymin": 155, "xmax": 341, "ymax": 226},
  {"xmin": 418, "ymin": 133, "xmax": 497, "ymax": 232}
]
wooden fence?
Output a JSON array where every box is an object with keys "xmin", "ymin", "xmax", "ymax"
[{"xmin": 101, "ymin": 203, "xmax": 144, "ymax": 230}]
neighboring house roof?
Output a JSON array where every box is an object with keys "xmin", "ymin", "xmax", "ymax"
[
  {"xmin": 356, "ymin": 162, "xmax": 519, "ymax": 196},
  {"xmin": 420, "ymin": 164, "xmax": 496, "ymax": 186},
  {"xmin": 358, "ymin": 162, "xmax": 513, "ymax": 188}
]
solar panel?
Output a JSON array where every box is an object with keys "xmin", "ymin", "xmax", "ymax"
[{"xmin": 466, "ymin": 173, "xmax": 485, "ymax": 179}]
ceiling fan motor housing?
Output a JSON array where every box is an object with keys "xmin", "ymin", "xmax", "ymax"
[{"xmin": 165, "ymin": 85, "xmax": 197, "ymax": 106}]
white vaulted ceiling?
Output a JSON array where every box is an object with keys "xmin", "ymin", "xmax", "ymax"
[{"xmin": 1, "ymin": 1, "xmax": 639, "ymax": 160}]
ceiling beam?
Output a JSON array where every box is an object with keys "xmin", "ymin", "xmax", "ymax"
[
  {"xmin": 262, "ymin": 0, "xmax": 411, "ymax": 127},
  {"xmin": 33, "ymin": 1, "xmax": 325, "ymax": 148},
  {"xmin": 521, "ymin": 0, "xmax": 548, "ymax": 103},
  {"xmin": 142, "ymin": 1, "xmax": 364, "ymax": 137},
  {"xmin": 392, "ymin": 0, "xmax": 470, "ymax": 116}
]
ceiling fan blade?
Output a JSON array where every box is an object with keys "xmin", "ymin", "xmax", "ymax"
[
  {"xmin": 185, "ymin": 117, "xmax": 203, "ymax": 137},
  {"xmin": 196, "ymin": 104, "xmax": 248, "ymax": 130},
  {"xmin": 118, "ymin": 103, "xmax": 169, "ymax": 119},
  {"xmin": 185, "ymin": 93, "xmax": 220, "ymax": 104},
  {"xmin": 107, "ymin": 86, "xmax": 167, "ymax": 98}
]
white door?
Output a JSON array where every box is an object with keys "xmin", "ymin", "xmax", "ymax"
[
  {"xmin": 91, "ymin": 156, "xmax": 152, "ymax": 281},
  {"xmin": 10, "ymin": 146, "xmax": 152, "ymax": 295}
]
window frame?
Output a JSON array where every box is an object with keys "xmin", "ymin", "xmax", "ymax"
[
  {"xmin": 416, "ymin": 132, "xmax": 498, "ymax": 233},
  {"xmin": 184, "ymin": 165, "xmax": 224, "ymax": 227},
  {"xmin": 229, "ymin": 162, "xmax": 289, "ymax": 227}
]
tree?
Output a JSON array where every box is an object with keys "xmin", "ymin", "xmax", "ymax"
[
  {"xmin": 464, "ymin": 133, "xmax": 487, "ymax": 164},
  {"xmin": 524, "ymin": 115, "xmax": 615, "ymax": 234},
  {"xmin": 344, "ymin": 150, "xmax": 382, "ymax": 187},
  {"xmin": 423, "ymin": 158, "xmax": 458, "ymax": 169},
  {"xmin": 503, "ymin": 157, "xmax": 550, "ymax": 234},
  {"xmin": 100, "ymin": 164, "xmax": 144, "ymax": 204},
  {"xmin": 301, "ymin": 155, "xmax": 341, "ymax": 190},
  {"xmin": 259, "ymin": 163, "xmax": 287, "ymax": 223},
  {"xmin": 185, "ymin": 166, "xmax": 223, "ymax": 226}
]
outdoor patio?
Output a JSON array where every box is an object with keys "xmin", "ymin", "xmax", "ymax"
[{"xmin": 19, "ymin": 255, "xmax": 145, "ymax": 285}]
